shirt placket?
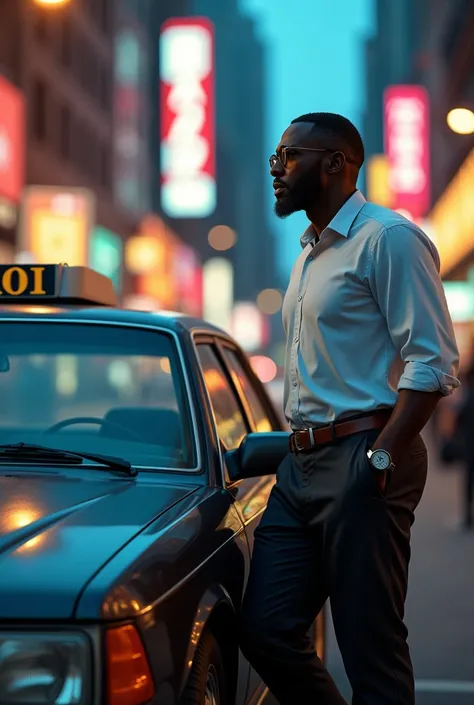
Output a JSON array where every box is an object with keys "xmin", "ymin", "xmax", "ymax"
[{"xmin": 290, "ymin": 249, "xmax": 315, "ymax": 427}]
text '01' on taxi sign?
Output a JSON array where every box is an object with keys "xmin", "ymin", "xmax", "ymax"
[{"xmin": 0, "ymin": 264, "xmax": 118, "ymax": 307}]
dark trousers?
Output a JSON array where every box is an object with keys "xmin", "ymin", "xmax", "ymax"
[{"xmin": 240, "ymin": 428, "xmax": 428, "ymax": 705}]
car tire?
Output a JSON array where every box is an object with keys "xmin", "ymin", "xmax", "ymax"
[{"xmin": 181, "ymin": 631, "xmax": 228, "ymax": 705}]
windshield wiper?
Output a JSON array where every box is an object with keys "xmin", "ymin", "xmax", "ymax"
[{"xmin": 0, "ymin": 443, "xmax": 137, "ymax": 477}]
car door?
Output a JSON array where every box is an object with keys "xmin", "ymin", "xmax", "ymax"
[
  {"xmin": 194, "ymin": 338, "xmax": 277, "ymax": 537},
  {"xmin": 214, "ymin": 340, "xmax": 281, "ymax": 547},
  {"xmin": 195, "ymin": 338, "xmax": 279, "ymax": 703},
  {"xmin": 215, "ymin": 341, "xmax": 285, "ymax": 700}
]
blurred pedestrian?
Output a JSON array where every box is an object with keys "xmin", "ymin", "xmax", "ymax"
[
  {"xmin": 239, "ymin": 112, "xmax": 460, "ymax": 705},
  {"xmin": 455, "ymin": 365, "xmax": 474, "ymax": 528}
]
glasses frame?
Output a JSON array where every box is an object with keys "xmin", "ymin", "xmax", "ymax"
[{"xmin": 269, "ymin": 145, "xmax": 358, "ymax": 169}]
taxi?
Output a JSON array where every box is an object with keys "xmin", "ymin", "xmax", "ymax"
[{"xmin": 0, "ymin": 263, "xmax": 325, "ymax": 705}]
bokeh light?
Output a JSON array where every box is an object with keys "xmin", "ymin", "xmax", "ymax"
[
  {"xmin": 256, "ymin": 288, "xmax": 283, "ymax": 315},
  {"xmin": 207, "ymin": 225, "xmax": 237, "ymax": 251},
  {"xmin": 125, "ymin": 235, "xmax": 163, "ymax": 275},
  {"xmin": 33, "ymin": 0, "xmax": 72, "ymax": 5},
  {"xmin": 447, "ymin": 108, "xmax": 474, "ymax": 135},
  {"xmin": 250, "ymin": 355, "xmax": 277, "ymax": 383}
]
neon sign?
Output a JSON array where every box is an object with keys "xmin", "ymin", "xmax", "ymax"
[
  {"xmin": 160, "ymin": 18, "xmax": 216, "ymax": 218},
  {"xmin": 384, "ymin": 85, "xmax": 430, "ymax": 219}
]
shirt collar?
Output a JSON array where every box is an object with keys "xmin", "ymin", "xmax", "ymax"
[{"xmin": 300, "ymin": 189, "xmax": 366, "ymax": 249}]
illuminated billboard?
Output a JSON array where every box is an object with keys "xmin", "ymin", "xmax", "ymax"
[
  {"xmin": 0, "ymin": 76, "xmax": 25, "ymax": 204},
  {"xmin": 160, "ymin": 17, "xmax": 216, "ymax": 218},
  {"xmin": 19, "ymin": 187, "xmax": 95, "ymax": 265},
  {"xmin": 384, "ymin": 85, "xmax": 430, "ymax": 219}
]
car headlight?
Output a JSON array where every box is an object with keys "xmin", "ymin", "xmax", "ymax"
[{"xmin": 0, "ymin": 632, "xmax": 91, "ymax": 704}]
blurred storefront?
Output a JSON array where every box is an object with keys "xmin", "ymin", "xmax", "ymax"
[
  {"xmin": 430, "ymin": 148, "xmax": 474, "ymax": 283},
  {"xmin": 430, "ymin": 148, "xmax": 474, "ymax": 376},
  {"xmin": 18, "ymin": 186, "xmax": 95, "ymax": 266},
  {"xmin": 125, "ymin": 215, "xmax": 203, "ymax": 316}
]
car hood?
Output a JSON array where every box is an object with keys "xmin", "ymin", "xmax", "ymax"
[{"xmin": 0, "ymin": 468, "xmax": 197, "ymax": 619}]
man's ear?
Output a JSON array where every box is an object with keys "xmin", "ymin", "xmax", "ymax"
[{"xmin": 326, "ymin": 151, "xmax": 346, "ymax": 175}]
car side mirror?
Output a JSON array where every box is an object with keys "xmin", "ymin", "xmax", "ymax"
[{"xmin": 224, "ymin": 432, "xmax": 290, "ymax": 482}]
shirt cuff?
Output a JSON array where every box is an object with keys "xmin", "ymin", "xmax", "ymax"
[{"xmin": 397, "ymin": 360, "xmax": 461, "ymax": 396}]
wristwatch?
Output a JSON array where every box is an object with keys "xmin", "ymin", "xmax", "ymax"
[{"xmin": 367, "ymin": 448, "xmax": 395, "ymax": 472}]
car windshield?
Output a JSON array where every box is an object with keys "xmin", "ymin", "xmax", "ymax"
[{"xmin": 0, "ymin": 322, "xmax": 196, "ymax": 470}]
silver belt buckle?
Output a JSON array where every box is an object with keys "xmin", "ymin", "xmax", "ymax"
[{"xmin": 294, "ymin": 429, "xmax": 315, "ymax": 452}]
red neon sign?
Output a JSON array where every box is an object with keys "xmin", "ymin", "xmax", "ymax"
[
  {"xmin": 160, "ymin": 17, "xmax": 216, "ymax": 218},
  {"xmin": 0, "ymin": 76, "xmax": 25, "ymax": 203},
  {"xmin": 384, "ymin": 85, "xmax": 430, "ymax": 219}
]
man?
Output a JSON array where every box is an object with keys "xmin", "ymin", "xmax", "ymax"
[{"xmin": 239, "ymin": 113, "xmax": 460, "ymax": 705}]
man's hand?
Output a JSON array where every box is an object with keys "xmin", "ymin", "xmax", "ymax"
[{"xmin": 372, "ymin": 389, "xmax": 443, "ymax": 464}]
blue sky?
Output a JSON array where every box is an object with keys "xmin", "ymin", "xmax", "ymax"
[{"xmin": 238, "ymin": 0, "xmax": 376, "ymax": 281}]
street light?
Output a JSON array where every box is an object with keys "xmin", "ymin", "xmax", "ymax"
[
  {"xmin": 32, "ymin": 0, "xmax": 72, "ymax": 6},
  {"xmin": 446, "ymin": 108, "xmax": 474, "ymax": 135}
]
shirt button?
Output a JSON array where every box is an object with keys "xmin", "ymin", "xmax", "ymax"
[
  {"xmin": 292, "ymin": 380, "xmax": 297, "ymax": 387},
  {"xmin": 297, "ymin": 295, "xmax": 302, "ymax": 302}
]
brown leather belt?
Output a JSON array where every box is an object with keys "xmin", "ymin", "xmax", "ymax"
[{"xmin": 289, "ymin": 409, "xmax": 393, "ymax": 453}]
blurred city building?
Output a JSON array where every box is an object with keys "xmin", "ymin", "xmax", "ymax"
[
  {"xmin": 0, "ymin": 0, "xmax": 140, "ymax": 299},
  {"xmin": 363, "ymin": 0, "xmax": 474, "ymax": 440},
  {"xmin": 0, "ymin": 0, "xmax": 283, "ymax": 362},
  {"xmin": 364, "ymin": 0, "xmax": 473, "ymax": 286},
  {"xmin": 151, "ymin": 0, "xmax": 280, "ymax": 356}
]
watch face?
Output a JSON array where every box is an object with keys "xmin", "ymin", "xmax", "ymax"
[{"xmin": 371, "ymin": 450, "xmax": 391, "ymax": 470}]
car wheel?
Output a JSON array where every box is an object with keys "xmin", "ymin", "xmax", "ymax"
[{"xmin": 182, "ymin": 631, "xmax": 228, "ymax": 705}]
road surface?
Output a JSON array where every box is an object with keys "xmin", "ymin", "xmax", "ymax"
[{"xmin": 264, "ymin": 431, "xmax": 474, "ymax": 704}]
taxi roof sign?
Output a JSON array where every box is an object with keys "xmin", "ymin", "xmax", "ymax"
[{"xmin": 0, "ymin": 264, "xmax": 118, "ymax": 307}]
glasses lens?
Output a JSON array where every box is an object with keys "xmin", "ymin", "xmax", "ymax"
[{"xmin": 269, "ymin": 155, "xmax": 277, "ymax": 168}]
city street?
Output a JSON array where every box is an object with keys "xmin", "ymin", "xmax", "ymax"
[{"xmin": 265, "ymin": 431, "xmax": 474, "ymax": 705}]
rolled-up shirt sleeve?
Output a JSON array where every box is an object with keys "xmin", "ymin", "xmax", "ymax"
[{"xmin": 367, "ymin": 223, "xmax": 460, "ymax": 396}]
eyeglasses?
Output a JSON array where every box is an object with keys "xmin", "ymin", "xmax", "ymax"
[{"xmin": 269, "ymin": 145, "xmax": 358, "ymax": 169}]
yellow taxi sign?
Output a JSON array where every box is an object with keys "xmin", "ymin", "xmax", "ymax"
[
  {"xmin": 0, "ymin": 264, "xmax": 117, "ymax": 307},
  {"xmin": 0, "ymin": 265, "xmax": 56, "ymax": 298}
]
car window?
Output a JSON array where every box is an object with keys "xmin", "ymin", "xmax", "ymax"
[
  {"xmin": 221, "ymin": 348, "xmax": 273, "ymax": 433},
  {"xmin": 0, "ymin": 322, "xmax": 196, "ymax": 469},
  {"xmin": 196, "ymin": 344, "xmax": 248, "ymax": 450}
]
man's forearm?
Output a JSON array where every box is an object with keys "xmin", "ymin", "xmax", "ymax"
[{"xmin": 373, "ymin": 389, "xmax": 443, "ymax": 463}]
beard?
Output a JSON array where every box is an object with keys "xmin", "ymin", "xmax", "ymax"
[
  {"xmin": 274, "ymin": 166, "xmax": 322, "ymax": 219},
  {"xmin": 274, "ymin": 191, "xmax": 300, "ymax": 219}
]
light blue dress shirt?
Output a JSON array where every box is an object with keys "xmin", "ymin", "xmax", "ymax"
[{"xmin": 282, "ymin": 190, "xmax": 460, "ymax": 430}]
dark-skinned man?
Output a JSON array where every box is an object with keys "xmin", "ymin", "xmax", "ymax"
[{"xmin": 240, "ymin": 112, "xmax": 460, "ymax": 705}]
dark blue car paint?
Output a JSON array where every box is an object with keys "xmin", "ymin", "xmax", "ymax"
[{"xmin": 0, "ymin": 306, "xmax": 290, "ymax": 705}]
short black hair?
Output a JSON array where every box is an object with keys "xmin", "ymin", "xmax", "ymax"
[{"xmin": 291, "ymin": 112, "xmax": 365, "ymax": 168}]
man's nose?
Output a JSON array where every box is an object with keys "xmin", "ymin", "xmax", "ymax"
[{"xmin": 270, "ymin": 160, "xmax": 284, "ymax": 177}]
